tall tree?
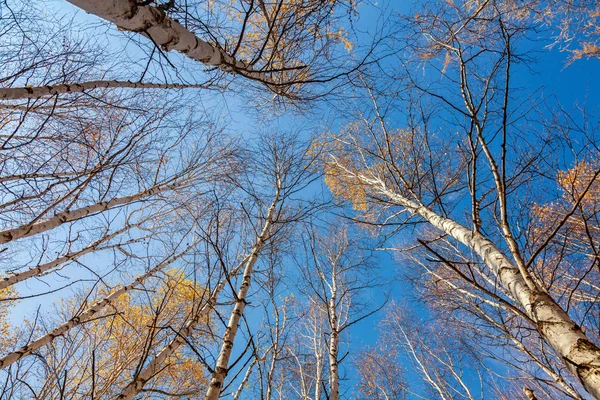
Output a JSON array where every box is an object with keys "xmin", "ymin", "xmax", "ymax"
[
  {"xmin": 293, "ymin": 222, "xmax": 382, "ymax": 400},
  {"xmin": 204, "ymin": 133, "xmax": 324, "ymax": 399},
  {"xmin": 322, "ymin": 0, "xmax": 600, "ymax": 396},
  {"xmin": 63, "ymin": 0, "xmax": 364, "ymax": 99}
]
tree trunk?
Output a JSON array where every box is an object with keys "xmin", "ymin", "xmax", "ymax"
[
  {"xmin": 66, "ymin": 0, "xmax": 275, "ymax": 84},
  {"xmin": 118, "ymin": 189, "xmax": 280, "ymax": 400},
  {"xmin": 363, "ymin": 176, "xmax": 600, "ymax": 398},
  {"xmin": 328, "ymin": 297, "xmax": 340, "ymax": 400},
  {"xmin": 0, "ymin": 180, "xmax": 185, "ymax": 244},
  {"xmin": 233, "ymin": 359, "xmax": 257, "ymax": 400},
  {"xmin": 0, "ymin": 224, "xmax": 138, "ymax": 290},
  {"xmin": 0, "ymin": 80, "xmax": 208, "ymax": 100},
  {"xmin": 205, "ymin": 188, "xmax": 280, "ymax": 400}
]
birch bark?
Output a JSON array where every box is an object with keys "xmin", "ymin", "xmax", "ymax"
[
  {"xmin": 0, "ymin": 224, "xmax": 140, "ymax": 290},
  {"xmin": 204, "ymin": 185, "xmax": 280, "ymax": 400},
  {"xmin": 328, "ymin": 288, "xmax": 340, "ymax": 400},
  {"xmin": 67, "ymin": 0, "xmax": 275, "ymax": 84},
  {"xmin": 359, "ymin": 175, "xmax": 600, "ymax": 398},
  {"xmin": 0, "ymin": 179, "xmax": 186, "ymax": 244},
  {"xmin": 0, "ymin": 80, "xmax": 208, "ymax": 100}
]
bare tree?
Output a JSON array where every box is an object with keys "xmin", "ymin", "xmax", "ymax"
[
  {"xmin": 354, "ymin": 344, "xmax": 407, "ymax": 400},
  {"xmin": 292, "ymin": 222, "xmax": 383, "ymax": 400},
  {"xmin": 204, "ymin": 133, "xmax": 324, "ymax": 400}
]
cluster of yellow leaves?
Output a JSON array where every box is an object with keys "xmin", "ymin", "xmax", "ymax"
[
  {"xmin": 323, "ymin": 155, "xmax": 370, "ymax": 211},
  {"xmin": 544, "ymin": 2, "xmax": 600, "ymax": 63},
  {"xmin": 322, "ymin": 122, "xmax": 421, "ymax": 213},
  {"xmin": 571, "ymin": 43, "xmax": 600, "ymax": 61},
  {"xmin": 556, "ymin": 160, "xmax": 600, "ymax": 207},
  {"xmin": 531, "ymin": 160, "xmax": 600, "ymax": 299},
  {"xmin": 320, "ymin": 127, "xmax": 371, "ymax": 211},
  {"xmin": 200, "ymin": 0, "xmax": 352, "ymax": 85},
  {"xmin": 327, "ymin": 27, "xmax": 354, "ymax": 52},
  {"xmin": 532, "ymin": 160, "xmax": 600, "ymax": 234},
  {"xmin": 47, "ymin": 269, "xmax": 209, "ymax": 397},
  {"xmin": 0, "ymin": 287, "xmax": 17, "ymax": 350}
]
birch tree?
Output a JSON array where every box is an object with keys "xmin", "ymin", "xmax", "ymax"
[
  {"xmin": 203, "ymin": 133, "xmax": 323, "ymax": 400},
  {"xmin": 409, "ymin": 235, "xmax": 587, "ymax": 399},
  {"xmin": 63, "ymin": 0, "xmax": 365, "ymax": 99},
  {"xmin": 293, "ymin": 223, "xmax": 382, "ymax": 400},
  {"xmin": 232, "ymin": 255, "xmax": 295, "ymax": 400},
  {"xmin": 0, "ymin": 0, "xmax": 221, "ymax": 111},
  {"xmin": 322, "ymin": 0, "xmax": 600, "ymax": 397}
]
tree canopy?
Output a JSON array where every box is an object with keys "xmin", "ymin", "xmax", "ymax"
[{"xmin": 1, "ymin": 0, "xmax": 600, "ymax": 399}]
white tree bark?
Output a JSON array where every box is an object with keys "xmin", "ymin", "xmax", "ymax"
[
  {"xmin": 359, "ymin": 175, "xmax": 600, "ymax": 398},
  {"xmin": 67, "ymin": 0, "xmax": 275, "ymax": 84},
  {"xmin": 314, "ymin": 331, "xmax": 324, "ymax": 400},
  {"xmin": 0, "ymin": 224, "xmax": 140, "ymax": 290},
  {"xmin": 115, "ymin": 268, "xmax": 239, "ymax": 399},
  {"xmin": 0, "ymin": 179, "xmax": 185, "ymax": 244},
  {"xmin": 0, "ymin": 244, "xmax": 194, "ymax": 369},
  {"xmin": 328, "ymin": 278, "xmax": 340, "ymax": 400},
  {"xmin": 233, "ymin": 358, "xmax": 258, "ymax": 400},
  {"xmin": 0, "ymin": 80, "xmax": 208, "ymax": 101},
  {"xmin": 205, "ymin": 186, "xmax": 280, "ymax": 400}
]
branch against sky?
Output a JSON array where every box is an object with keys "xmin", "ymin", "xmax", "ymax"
[{"xmin": 1, "ymin": 0, "xmax": 600, "ymax": 398}]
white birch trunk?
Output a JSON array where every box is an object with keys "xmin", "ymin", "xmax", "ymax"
[
  {"xmin": 204, "ymin": 188, "xmax": 280, "ymax": 400},
  {"xmin": 0, "ymin": 80, "xmax": 208, "ymax": 101},
  {"xmin": 0, "ymin": 224, "xmax": 138, "ymax": 290},
  {"xmin": 0, "ymin": 244, "xmax": 194, "ymax": 369},
  {"xmin": 362, "ymin": 176, "xmax": 600, "ymax": 398},
  {"xmin": 67, "ymin": 0, "xmax": 275, "ymax": 84},
  {"xmin": 233, "ymin": 359, "xmax": 257, "ymax": 400},
  {"xmin": 0, "ymin": 180, "xmax": 183, "ymax": 244},
  {"xmin": 327, "ymin": 303, "xmax": 340, "ymax": 400},
  {"xmin": 328, "ymin": 277, "xmax": 340, "ymax": 400},
  {"xmin": 116, "ymin": 276, "xmax": 226, "ymax": 399},
  {"xmin": 314, "ymin": 343, "xmax": 324, "ymax": 400}
]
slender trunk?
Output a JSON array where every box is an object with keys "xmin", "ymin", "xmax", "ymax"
[
  {"xmin": 0, "ymin": 244, "xmax": 193, "ymax": 369},
  {"xmin": 205, "ymin": 188, "xmax": 280, "ymax": 400},
  {"xmin": 0, "ymin": 80, "xmax": 208, "ymax": 101},
  {"xmin": 314, "ymin": 347, "xmax": 323, "ymax": 400},
  {"xmin": 266, "ymin": 338, "xmax": 278, "ymax": 400},
  {"xmin": 327, "ymin": 298, "xmax": 340, "ymax": 400},
  {"xmin": 0, "ymin": 179, "xmax": 184, "ymax": 244},
  {"xmin": 0, "ymin": 224, "xmax": 138, "ymax": 290},
  {"xmin": 233, "ymin": 359, "xmax": 257, "ymax": 400},
  {"xmin": 364, "ymin": 176, "xmax": 600, "ymax": 398},
  {"xmin": 67, "ymin": 0, "xmax": 275, "ymax": 84},
  {"xmin": 328, "ymin": 272, "xmax": 339, "ymax": 400},
  {"xmin": 118, "ymin": 190, "xmax": 280, "ymax": 400},
  {"xmin": 399, "ymin": 325, "xmax": 449, "ymax": 400}
]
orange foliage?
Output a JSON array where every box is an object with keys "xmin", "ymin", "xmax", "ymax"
[
  {"xmin": 44, "ymin": 270, "xmax": 209, "ymax": 398},
  {"xmin": 533, "ymin": 160, "xmax": 600, "ymax": 233},
  {"xmin": 531, "ymin": 159, "xmax": 600, "ymax": 300},
  {"xmin": 0, "ymin": 287, "xmax": 17, "ymax": 350},
  {"xmin": 322, "ymin": 121, "xmax": 422, "ymax": 214}
]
